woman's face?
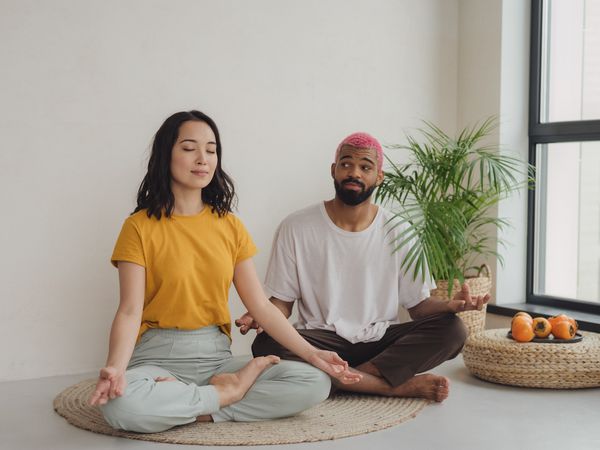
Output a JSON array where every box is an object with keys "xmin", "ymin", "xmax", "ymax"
[{"xmin": 170, "ymin": 120, "xmax": 218, "ymax": 193}]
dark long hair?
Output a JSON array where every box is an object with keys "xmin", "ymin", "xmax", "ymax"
[{"xmin": 134, "ymin": 111, "xmax": 236, "ymax": 219}]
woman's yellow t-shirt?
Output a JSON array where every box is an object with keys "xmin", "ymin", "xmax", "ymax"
[{"xmin": 111, "ymin": 208, "xmax": 257, "ymax": 340}]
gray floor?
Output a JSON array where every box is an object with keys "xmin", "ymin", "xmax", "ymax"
[{"xmin": 1, "ymin": 355, "xmax": 599, "ymax": 450}]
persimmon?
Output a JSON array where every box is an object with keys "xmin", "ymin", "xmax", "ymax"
[
  {"xmin": 548, "ymin": 314, "xmax": 567, "ymax": 328},
  {"xmin": 564, "ymin": 316, "xmax": 578, "ymax": 332},
  {"xmin": 532, "ymin": 317, "xmax": 552, "ymax": 338},
  {"xmin": 513, "ymin": 312, "xmax": 533, "ymax": 322},
  {"xmin": 511, "ymin": 316, "xmax": 535, "ymax": 342},
  {"xmin": 512, "ymin": 312, "xmax": 533, "ymax": 331},
  {"xmin": 571, "ymin": 318, "xmax": 579, "ymax": 333},
  {"xmin": 548, "ymin": 314, "xmax": 578, "ymax": 332},
  {"xmin": 551, "ymin": 321, "xmax": 576, "ymax": 340}
]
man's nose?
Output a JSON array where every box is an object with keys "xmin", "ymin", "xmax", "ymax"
[{"xmin": 349, "ymin": 166, "xmax": 361, "ymax": 178}]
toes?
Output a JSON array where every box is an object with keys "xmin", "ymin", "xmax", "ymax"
[{"xmin": 434, "ymin": 378, "xmax": 449, "ymax": 402}]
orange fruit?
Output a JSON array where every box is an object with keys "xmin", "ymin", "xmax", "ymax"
[
  {"xmin": 565, "ymin": 316, "xmax": 578, "ymax": 332},
  {"xmin": 513, "ymin": 312, "xmax": 533, "ymax": 322},
  {"xmin": 548, "ymin": 314, "xmax": 567, "ymax": 328},
  {"xmin": 511, "ymin": 316, "xmax": 535, "ymax": 342},
  {"xmin": 512, "ymin": 312, "xmax": 533, "ymax": 330},
  {"xmin": 532, "ymin": 317, "xmax": 552, "ymax": 338},
  {"xmin": 548, "ymin": 314, "xmax": 578, "ymax": 332},
  {"xmin": 551, "ymin": 321, "xmax": 576, "ymax": 340}
]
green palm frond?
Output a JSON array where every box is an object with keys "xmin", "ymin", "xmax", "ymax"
[{"xmin": 375, "ymin": 116, "xmax": 535, "ymax": 291}]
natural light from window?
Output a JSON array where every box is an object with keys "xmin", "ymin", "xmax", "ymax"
[
  {"xmin": 541, "ymin": 0, "xmax": 600, "ymax": 122},
  {"xmin": 534, "ymin": 0, "xmax": 600, "ymax": 303},
  {"xmin": 534, "ymin": 142, "xmax": 600, "ymax": 302}
]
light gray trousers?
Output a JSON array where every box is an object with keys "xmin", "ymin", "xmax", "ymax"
[{"xmin": 100, "ymin": 326, "xmax": 331, "ymax": 433}]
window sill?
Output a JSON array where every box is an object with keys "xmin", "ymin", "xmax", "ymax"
[{"xmin": 488, "ymin": 303, "xmax": 600, "ymax": 333}]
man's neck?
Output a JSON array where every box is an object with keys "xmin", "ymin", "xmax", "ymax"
[{"xmin": 324, "ymin": 198, "xmax": 378, "ymax": 232}]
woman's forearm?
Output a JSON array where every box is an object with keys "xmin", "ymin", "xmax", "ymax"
[
  {"xmin": 105, "ymin": 310, "xmax": 141, "ymax": 372},
  {"xmin": 234, "ymin": 258, "xmax": 317, "ymax": 363},
  {"xmin": 248, "ymin": 301, "xmax": 316, "ymax": 362},
  {"xmin": 104, "ymin": 261, "xmax": 145, "ymax": 372}
]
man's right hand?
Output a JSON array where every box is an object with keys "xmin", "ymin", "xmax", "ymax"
[
  {"xmin": 235, "ymin": 312, "xmax": 263, "ymax": 335},
  {"xmin": 89, "ymin": 366, "xmax": 127, "ymax": 406}
]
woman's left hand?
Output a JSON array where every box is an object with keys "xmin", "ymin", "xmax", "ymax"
[{"xmin": 308, "ymin": 350, "xmax": 362, "ymax": 384}]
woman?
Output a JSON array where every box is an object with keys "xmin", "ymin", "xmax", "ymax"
[{"xmin": 89, "ymin": 111, "xmax": 360, "ymax": 433}]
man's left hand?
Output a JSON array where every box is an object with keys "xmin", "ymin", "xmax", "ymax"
[{"xmin": 448, "ymin": 283, "xmax": 490, "ymax": 313}]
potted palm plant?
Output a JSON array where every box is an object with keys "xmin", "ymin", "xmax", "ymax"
[{"xmin": 375, "ymin": 117, "xmax": 534, "ymax": 335}]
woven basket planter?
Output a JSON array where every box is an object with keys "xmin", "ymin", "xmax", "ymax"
[
  {"xmin": 430, "ymin": 264, "xmax": 491, "ymax": 336},
  {"xmin": 463, "ymin": 328, "xmax": 600, "ymax": 389}
]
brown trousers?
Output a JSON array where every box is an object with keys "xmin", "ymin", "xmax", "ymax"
[{"xmin": 252, "ymin": 313, "xmax": 467, "ymax": 387}]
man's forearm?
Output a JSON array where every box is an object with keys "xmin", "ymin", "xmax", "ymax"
[{"xmin": 408, "ymin": 297, "xmax": 452, "ymax": 320}]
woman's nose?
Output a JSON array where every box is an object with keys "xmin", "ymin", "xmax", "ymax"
[{"xmin": 196, "ymin": 151, "xmax": 207, "ymax": 165}]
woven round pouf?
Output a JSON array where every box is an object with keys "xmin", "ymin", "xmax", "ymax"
[{"xmin": 463, "ymin": 328, "xmax": 600, "ymax": 389}]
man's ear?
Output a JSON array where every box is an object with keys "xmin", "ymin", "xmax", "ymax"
[
  {"xmin": 330, "ymin": 163, "xmax": 336, "ymax": 178},
  {"xmin": 376, "ymin": 169, "xmax": 384, "ymax": 186}
]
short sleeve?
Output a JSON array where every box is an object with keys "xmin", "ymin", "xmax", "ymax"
[
  {"xmin": 397, "ymin": 255, "xmax": 436, "ymax": 309},
  {"xmin": 234, "ymin": 217, "xmax": 258, "ymax": 264},
  {"xmin": 111, "ymin": 217, "xmax": 146, "ymax": 268},
  {"xmin": 263, "ymin": 222, "xmax": 301, "ymax": 302},
  {"xmin": 400, "ymin": 277, "xmax": 436, "ymax": 309}
]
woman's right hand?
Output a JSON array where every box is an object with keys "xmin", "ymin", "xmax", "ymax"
[
  {"xmin": 308, "ymin": 350, "xmax": 362, "ymax": 385},
  {"xmin": 89, "ymin": 367, "xmax": 127, "ymax": 406}
]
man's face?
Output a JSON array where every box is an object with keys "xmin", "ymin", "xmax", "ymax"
[{"xmin": 332, "ymin": 145, "xmax": 383, "ymax": 206}]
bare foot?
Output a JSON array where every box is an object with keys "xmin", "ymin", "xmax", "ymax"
[
  {"xmin": 392, "ymin": 374, "xmax": 449, "ymax": 402},
  {"xmin": 196, "ymin": 414, "xmax": 213, "ymax": 423},
  {"xmin": 209, "ymin": 355, "xmax": 280, "ymax": 407}
]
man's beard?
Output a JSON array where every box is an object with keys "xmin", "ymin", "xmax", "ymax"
[{"xmin": 334, "ymin": 178, "xmax": 377, "ymax": 206}]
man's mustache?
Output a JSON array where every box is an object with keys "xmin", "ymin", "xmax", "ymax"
[{"xmin": 342, "ymin": 178, "xmax": 365, "ymax": 189}]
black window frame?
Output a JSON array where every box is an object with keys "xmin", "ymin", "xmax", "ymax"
[{"xmin": 527, "ymin": 0, "xmax": 600, "ymax": 314}]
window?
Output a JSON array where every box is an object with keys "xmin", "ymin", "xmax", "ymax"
[{"xmin": 528, "ymin": 0, "xmax": 600, "ymax": 313}]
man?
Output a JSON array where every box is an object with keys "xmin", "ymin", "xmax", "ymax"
[{"xmin": 236, "ymin": 132, "xmax": 489, "ymax": 402}]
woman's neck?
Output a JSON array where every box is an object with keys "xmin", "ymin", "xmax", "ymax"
[{"xmin": 172, "ymin": 186, "xmax": 204, "ymax": 216}]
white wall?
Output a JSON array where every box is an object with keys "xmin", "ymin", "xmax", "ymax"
[
  {"xmin": 0, "ymin": 0, "xmax": 459, "ymax": 381},
  {"xmin": 456, "ymin": 0, "xmax": 502, "ymax": 301},
  {"xmin": 495, "ymin": 0, "xmax": 531, "ymax": 305},
  {"xmin": 456, "ymin": 0, "xmax": 531, "ymax": 306}
]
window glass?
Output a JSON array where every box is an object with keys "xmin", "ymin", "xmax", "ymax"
[
  {"xmin": 534, "ymin": 141, "xmax": 600, "ymax": 302},
  {"xmin": 541, "ymin": 0, "xmax": 600, "ymax": 122}
]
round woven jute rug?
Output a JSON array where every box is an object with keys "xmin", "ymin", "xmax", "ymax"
[{"xmin": 54, "ymin": 379, "xmax": 429, "ymax": 445}]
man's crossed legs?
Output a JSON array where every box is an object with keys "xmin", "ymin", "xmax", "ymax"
[{"xmin": 252, "ymin": 313, "xmax": 467, "ymax": 402}]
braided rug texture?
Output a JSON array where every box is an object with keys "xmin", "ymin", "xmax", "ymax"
[{"xmin": 54, "ymin": 379, "xmax": 429, "ymax": 445}]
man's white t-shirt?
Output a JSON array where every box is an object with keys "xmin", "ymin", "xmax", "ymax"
[{"xmin": 264, "ymin": 202, "xmax": 435, "ymax": 344}]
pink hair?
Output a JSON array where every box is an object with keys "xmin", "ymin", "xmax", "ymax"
[{"xmin": 334, "ymin": 132, "xmax": 383, "ymax": 171}]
